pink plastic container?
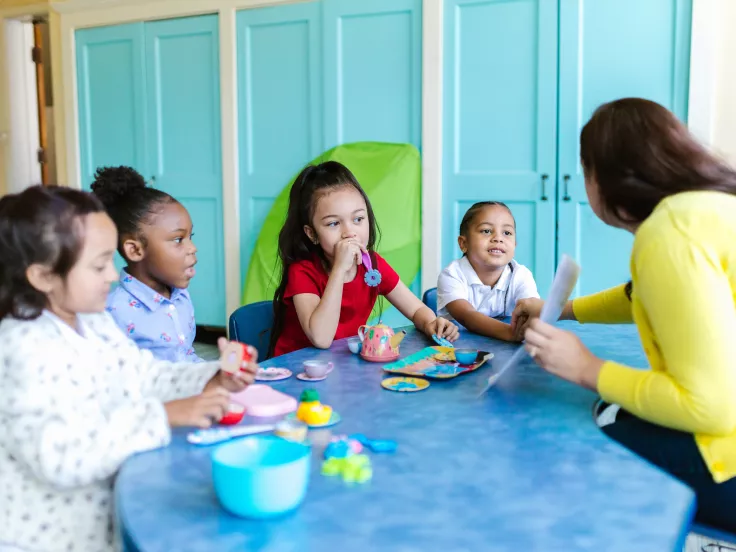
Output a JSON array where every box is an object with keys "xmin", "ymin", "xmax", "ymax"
[{"xmin": 231, "ymin": 384, "xmax": 297, "ymax": 418}]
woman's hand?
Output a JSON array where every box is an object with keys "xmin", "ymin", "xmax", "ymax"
[
  {"xmin": 207, "ymin": 338, "xmax": 258, "ymax": 393},
  {"xmin": 523, "ymin": 318, "xmax": 603, "ymax": 390},
  {"xmin": 424, "ymin": 317, "xmax": 460, "ymax": 342},
  {"xmin": 164, "ymin": 387, "xmax": 230, "ymax": 428},
  {"xmin": 333, "ymin": 237, "xmax": 365, "ymax": 276},
  {"xmin": 511, "ymin": 297, "xmax": 545, "ymax": 340}
]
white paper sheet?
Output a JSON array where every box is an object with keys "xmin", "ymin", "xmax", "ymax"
[{"xmin": 479, "ymin": 254, "xmax": 581, "ymax": 395}]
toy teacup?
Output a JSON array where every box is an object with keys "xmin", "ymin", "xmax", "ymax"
[{"xmin": 303, "ymin": 360, "xmax": 333, "ymax": 379}]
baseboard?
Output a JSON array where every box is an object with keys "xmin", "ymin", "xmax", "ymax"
[{"xmin": 195, "ymin": 325, "xmax": 226, "ymax": 345}]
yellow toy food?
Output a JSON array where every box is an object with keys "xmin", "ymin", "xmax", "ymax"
[{"xmin": 296, "ymin": 389, "xmax": 333, "ymax": 425}]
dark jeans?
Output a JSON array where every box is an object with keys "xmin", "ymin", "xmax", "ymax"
[{"xmin": 602, "ymin": 409, "xmax": 736, "ymax": 533}]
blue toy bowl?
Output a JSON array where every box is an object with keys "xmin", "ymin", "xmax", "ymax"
[
  {"xmin": 454, "ymin": 348, "xmax": 478, "ymax": 365},
  {"xmin": 212, "ymin": 436, "xmax": 311, "ymax": 518}
]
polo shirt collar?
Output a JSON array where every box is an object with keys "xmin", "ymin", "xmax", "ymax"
[{"xmin": 459, "ymin": 256, "xmax": 515, "ymax": 291}]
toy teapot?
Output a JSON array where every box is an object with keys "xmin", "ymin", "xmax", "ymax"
[{"xmin": 357, "ymin": 323, "xmax": 406, "ymax": 362}]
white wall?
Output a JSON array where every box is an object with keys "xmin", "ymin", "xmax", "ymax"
[
  {"xmin": 2, "ymin": 18, "xmax": 41, "ymax": 193},
  {"xmin": 710, "ymin": 0, "xmax": 736, "ymax": 163}
]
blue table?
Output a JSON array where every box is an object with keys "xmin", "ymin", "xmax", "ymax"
[{"xmin": 115, "ymin": 323, "xmax": 695, "ymax": 551}]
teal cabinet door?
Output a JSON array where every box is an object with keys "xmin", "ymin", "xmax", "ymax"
[
  {"xmin": 443, "ymin": 0, "xmax": 559, "ymax": 296},
  {"xmin": 557, "ymin": 0, "xmax": 692, "ymax": 297},
  {"xmin": 76, "ymin": 23, "xmax": 148, "ymax": 188},
  {"xmin": 236, "ymin": 2, "xmax": 323, "ymax": 282},
  {"xmin": 322, "ymin": 0, "xmax": 421, "ymax": 151},
  {"xmin": 144, "ymin": 15, "xmax": 225, "ymax": 326}
]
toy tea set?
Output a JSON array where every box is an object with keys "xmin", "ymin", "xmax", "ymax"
[
  {"xmin": 190, "ymin": 383, "xmax": 396, "ymax": 519},
  {"xmin": 189, "ymin": 255, "xmax": 496, "ymax": 521},
  {"xmin": 349, "ymin": 321, "xmax": 493, "ymax": 392}
]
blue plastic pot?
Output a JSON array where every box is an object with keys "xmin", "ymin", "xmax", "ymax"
[{"xmin": 212, "ymin": 436, "xmax": 311, "ymax": 518}]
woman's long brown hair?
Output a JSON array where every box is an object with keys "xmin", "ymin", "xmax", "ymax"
[
  {"xmin": 580, "ymin": 98, "xmax": 736, "ymax": 224},
  {"xmin": 580, "ymin": 98, "xmax": 736, "ymax": 299}
]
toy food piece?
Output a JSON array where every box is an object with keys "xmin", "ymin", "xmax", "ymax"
[
  {"xmin": 221, "ymin": 342, "xmax": 253, "ymax": 374},
  {"xmin": 321, "ymin": 435, "xmax": 372, "ymax": 484},
  {"xmin": 274, "ymin": 419, "xmax": 308, "ymax": 443},
  {"xmin": 219, "ymin": 403, "xmax": 245, "ymax": 426},
  {"xmin": 296, "ymin": 389, "xmax": 333, "ymax": 426},
  {"xmin": 321, "ymin": 455, "xmax": 372, "ymax": 484},
  {"xmin": 324, "ymin": 435, "xmax": 363, "ymax": 459}
]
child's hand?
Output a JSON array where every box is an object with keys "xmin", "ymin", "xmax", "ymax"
[
  {"xmin": 333, "ymin": 237, "xmax": 365, "ymax": 275},
  {"xmin": 504, "ymin": 322, "xmax": 524, "ymax": 343},
  {"xmin": 511, "ymin": 298, "xmax": 545, "ymax": 338},
  {"xmin": 164, "ymin": 387, "xmax": 230, "ymax": 428},
  {"xmin": 209, "ymin": 338, "xmax": 258, "ymax": 393},
  {"xmin": 425, "ymin": 317, "xmax": 460, "ymax": 342}
]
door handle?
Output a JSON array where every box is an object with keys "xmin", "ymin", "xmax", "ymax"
[
  {"xmin": 563, "ymin": 174, "xmax": 571, "ymax": 201},
  {"xmin": 540, "ymin": 174, "xmax": 548, "ymax": 201}
]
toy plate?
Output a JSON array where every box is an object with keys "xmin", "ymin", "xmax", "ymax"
[
  {"xmin": 383, "ymin": 347, "xmax": 493, "ymax": 379},
  {"xmin": 381, "ymin": 377, "xmax": 429, "ymax": 392},
  {"xmin": 286, "ymin": 411, "xmax": 342, "ymax": 429},
  {"xmin": 256, "ymin": 367, "xmax": 292, "ymax": 382}
]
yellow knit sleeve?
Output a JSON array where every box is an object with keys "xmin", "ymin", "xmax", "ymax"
[
  {"xmin": 571, "ymin": 284, "xmax": 632, "ymax": 324},
  {"xmin": 598, "ymin": 233, "xmax": 736, "ymax": 435}
]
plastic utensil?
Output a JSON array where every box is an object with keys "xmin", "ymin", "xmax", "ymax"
[
  {"xmin": 348, "ymin": 433, "xmax": 397, "ymax": 453},
  {"xmin": 432, "ymin": 334, "xmax": 454, "ymax": 348},
  {"xmin": 362, "ymin": 251, "xmax": 382, "ymax": 287},
  {"xmin": 187, "ymin": 424, "xmax": 276, "ymax": 446}
]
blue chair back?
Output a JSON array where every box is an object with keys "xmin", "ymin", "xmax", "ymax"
[
  {"xmin": 228, "ymin": 301, "xmax": 274, "ymax": 361},
  {"xmin": 423, "ymin": 288, "xmax": 437, "ymax": 314},
  {"xmin": 691, "ymin": 522, "xmax": 736, "ymax": 545}
]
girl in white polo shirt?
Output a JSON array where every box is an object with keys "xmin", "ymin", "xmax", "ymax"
[{"xmin": 437, "ymin": 201, "xmax": 539, "ymax": 341}]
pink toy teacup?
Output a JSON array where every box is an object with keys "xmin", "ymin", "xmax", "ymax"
[
  {"xmin": 303, "ymin": 360, "xmax": 333, "ymax": 379},
  {"xmin": 358, "ymin": 323, "xmax": 406, "ymax": 363}
]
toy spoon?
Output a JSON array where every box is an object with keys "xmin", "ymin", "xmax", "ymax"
[{"xmin": 362, "ymin": 251, "xmax": 382, "ymax": 287}]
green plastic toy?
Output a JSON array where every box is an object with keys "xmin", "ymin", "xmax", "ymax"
[
  {"xmin": 299, "ymin": 389, "xmax": 320, "ymax": 403},
  {"xmin": 321, "ymin": 454, "xmax": 373, "ymax": 484},
  {"xmin": 242, "ymin": 142, "xmax": 422, "ymax": 313}
]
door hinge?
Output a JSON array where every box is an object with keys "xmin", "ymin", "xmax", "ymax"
[
  {"xmin": 37, "ymin": 148, "xmax": 47, "ymax": 165},
  {"xmin": 31, "ymin": 46, "xmax": 42, "ymax": 64}
]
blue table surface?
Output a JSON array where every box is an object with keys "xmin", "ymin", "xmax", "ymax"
[{"xmin": 116, "ymin": 322, "xmax": 695, "ymax": 551}]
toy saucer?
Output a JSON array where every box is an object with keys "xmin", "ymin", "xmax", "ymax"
[
  {"xmin": 381, "ymin": 377, "xmax": 429, "ymax": 392},
  {"xmin": 432, "ymin": 334, "xmax": 454, "ymax": 348},
  {"xmin": 256, "ymin": 367, "xmax": 292, "ymax": 382},
  {"xmin": 297, "ymin": 372, "xmax": 327, "ymax": 382},
  {"xmin": 286, "ymin": 411, "xmax": 342, "ymax": 429}
]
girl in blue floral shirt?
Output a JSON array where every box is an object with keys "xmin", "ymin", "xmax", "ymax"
[{"xmin": 92, "ymin": 166, "xmax": 201, "ymax": 362}]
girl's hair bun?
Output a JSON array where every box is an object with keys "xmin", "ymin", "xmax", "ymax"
[{"xmin": 90, "ymin": 166, "xmax": 147, "ymax": 207}]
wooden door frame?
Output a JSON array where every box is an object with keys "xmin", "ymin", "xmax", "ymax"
[{"xmin": 0, "ymin": 3, "xmax": 49, "ymax": 197}]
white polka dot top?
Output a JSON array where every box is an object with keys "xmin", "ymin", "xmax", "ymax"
[{"xmin": 0, "ymin": 311, "xmax": 219, "ymax": 552}]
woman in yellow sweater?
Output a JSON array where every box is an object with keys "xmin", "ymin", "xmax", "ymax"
[{"xmin": 512, "ymin": 98, "xmax": 736, "ymax": 532}]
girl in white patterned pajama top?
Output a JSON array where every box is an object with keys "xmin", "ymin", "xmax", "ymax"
[{"xmin": 0, "ymin": 186, "xmax": 258, "ymax": 552}]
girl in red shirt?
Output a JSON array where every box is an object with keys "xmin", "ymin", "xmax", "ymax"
[{"xmin": 269, "ymin": 161, "xmax": 459, "ymax": 357}]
